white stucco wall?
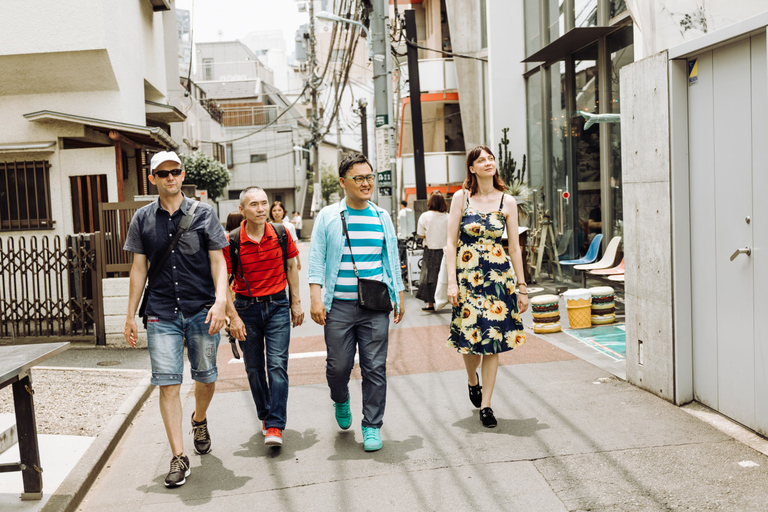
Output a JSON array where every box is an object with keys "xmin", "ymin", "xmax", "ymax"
[{"xmin": 488, "ymin": 0, "xmax": 527, "ymax": 161}]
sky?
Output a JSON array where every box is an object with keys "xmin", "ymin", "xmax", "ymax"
[{"xmin": 176, "ymin": 0, "xmax": 309, "ymax": 54}]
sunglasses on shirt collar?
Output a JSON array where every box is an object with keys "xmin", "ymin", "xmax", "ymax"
[{"xmin": 153, "ymin": 168, "xmax": 183, "ymax": 178}]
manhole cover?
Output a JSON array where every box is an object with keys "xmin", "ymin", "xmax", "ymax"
[{"xmin": 97, "ymin": 360, "xmax": 121, "ymax": 367}]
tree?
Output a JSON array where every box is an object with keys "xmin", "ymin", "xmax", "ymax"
[
  {"xmin": 320, "ymin": 163, "xmax": 343, "ymax": 205},
  {"xmin": 181, "ymin": 151, "xmax": 231, "ymax": 201}
]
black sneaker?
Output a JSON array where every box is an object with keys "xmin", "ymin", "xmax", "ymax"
[
  {"xmin": 164, "ymin": 454, "xmax": 190, "ymax": 488},
  {"xmin": 480, "ymin": 407, "xmax": 497, "ymax": 428},
  {"xmin": 191, "ymin": 413, "xmax": 211, "ymax": 455},
  {"xmin": 468, "ymin": 372, "xmax": 482, "ymax": 408}
]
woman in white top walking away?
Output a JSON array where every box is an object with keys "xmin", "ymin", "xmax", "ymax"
[{"xmin": 416, "ymin": 192, "xmax": 449, "ymax": 310}]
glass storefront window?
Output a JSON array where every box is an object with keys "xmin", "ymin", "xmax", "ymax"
[
  {"xmin": 549, "ymin": 61, "xmax": 576, "ymax": 257},
  {"xmin": 575, "ymin": 0, "xmax": 597, "ymax": 27},
  {"xmin": 548, "ymin": 0, "xmax": 565, "ymax": 43},
  {"xmin": 572, "ymin": 57, "xmax": 600, "ymax": 253},
  {"xmin": 608, "ymin": 25, "xmax": 634, "ymax": 239},
  {"xmin": 526, "ymin": 72, "xmax": 544, "ymax": 203},
  {"xmin": 524, "ymin": 0, "xmax": 541, "ymax": 58},
  {"xmin": 611, "ymin": 0, "xmax": 627, "ymax": 19}
]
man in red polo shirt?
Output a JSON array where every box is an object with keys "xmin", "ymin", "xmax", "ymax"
[{"xmin": 225, "ymin": 186, "xmax": 303, "ymax": 447}]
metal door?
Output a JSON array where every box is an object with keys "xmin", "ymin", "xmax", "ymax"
[{"xmin": 689, "ymin": 34, "xmax": 766, "ymax": 433}]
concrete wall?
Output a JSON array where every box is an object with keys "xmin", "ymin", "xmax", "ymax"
[
  {"xmin": 103, "ymin": 277, "xmax": 146, "ymax": 348},
  {"xmin": 487, "ymin": 0, "xmax": 527, "ymax": 160},
  {"xmin": 444, "ymin": 0, "xmax": 486, "ymax": 149},
  {"xmin": 620, "ymin": 51, "xmax": 675, "ymax": 402},
  {"xmin": 628, "ymin": 0, "xmax": 768, "ymax": 60}
]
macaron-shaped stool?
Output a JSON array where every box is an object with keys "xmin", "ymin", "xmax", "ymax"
[
  {"xmin": 563, "ymin": 288, "xmax": 592, "ymax": 329},
  {"xmin": 531, "ymin": 294, "xmax": 561, "ymax": 333},
  {"xmin": 590, "ymin": 286, "xmax": 616, "ymax": 325}
]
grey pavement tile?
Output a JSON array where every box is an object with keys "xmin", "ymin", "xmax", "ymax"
[
  {"xmin": 128, "ymin": 461, "xmax": 568, "ymax": 512},
  {"xmin": 534, "ymin": 440, "xmax": 768, "ymax": 511}
]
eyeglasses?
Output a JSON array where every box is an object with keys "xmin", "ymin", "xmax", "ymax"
[
  {"xmin": 344, "ymin": 174, "xmax": 375, "ymax": 185},
  {"xmin": 153, "ymin": 168, "xmax": 182, "ymax": 178}
]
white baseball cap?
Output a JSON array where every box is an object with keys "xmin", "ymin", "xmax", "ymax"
[{"xmin": 150, "ymin": 151, "xmax": 182, "ymax": 172}]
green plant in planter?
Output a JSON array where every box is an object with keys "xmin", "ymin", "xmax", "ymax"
[{"xmin": 498, "ymin": 128, "xmax": 531, "ymax": 222}]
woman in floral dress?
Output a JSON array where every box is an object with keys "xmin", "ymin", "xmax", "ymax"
[{"xmin": 446, "ymin": 145, "xmax": 529, "ymax": 428}]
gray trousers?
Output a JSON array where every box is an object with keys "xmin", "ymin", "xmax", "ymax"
[{"xmin": 324, "ymin": 299, "xmax": 390, "ymax": 428}]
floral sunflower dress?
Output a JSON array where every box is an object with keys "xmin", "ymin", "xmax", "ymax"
[{"xmin": 447, "ymin": 193, "xmax": 526, "ymax": 354}]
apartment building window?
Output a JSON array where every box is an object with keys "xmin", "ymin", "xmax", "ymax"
[
  {"xmin": 330, "ymin": 49, "xmax": 346, "ymax": 63},
  {"xmin": 203, "ymin": 58, "xmax": 213, "ymax": 80},
  {"xmin": 250, "ymin": 154, "xmax": 267, "ymax": 163},
  {"xmin": 0, "ymin": 160, "xmax": 53, "ymax": 231},
  {"xmin": 70, "ymin": 174, "xmax": 108, "ymax": 234},
  {"xmin": 226, "ymin": 143, "xmax": 234, "ymax": 168}
]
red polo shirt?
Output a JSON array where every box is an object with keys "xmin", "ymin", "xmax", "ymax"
[{"xmin": 224, "ymin": 222, "xmax": 298, "ymax": 297}]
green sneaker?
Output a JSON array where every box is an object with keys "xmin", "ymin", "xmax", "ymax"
[
  {"xmin": 362, "ymin": 426, "xmax": 382, "ymax": 452},
  {"xmin": 334, "ymin": 398, "xmax": 352, "ymax": 430}
]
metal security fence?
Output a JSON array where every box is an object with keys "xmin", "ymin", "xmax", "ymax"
[{"xmin": 0, "ymin": 234, "xmax": 105, "ymax": 344}]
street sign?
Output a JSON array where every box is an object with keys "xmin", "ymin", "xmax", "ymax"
[
  {"xmin": 378, "ymin": 170, "xmax": 391, "ymax": 184},
  {"xmin": 375, "ymin": 127, "xmax": 391, "ymax": 173},
  {"xmin": 375, "ymin": 114, "xmax": 388, "ymax": 127}
]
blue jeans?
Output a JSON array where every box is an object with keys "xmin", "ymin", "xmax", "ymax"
[
  {"xmin": 234, "ymin": 295, "xmax": 291, "ymax": 430},
  {"xmin": 146, "ymin": 307, "xmax": 220, "ymax": 386},
  {"xmin": 324, "ymin": 299, "xmax": 390, "ymax": 428}
]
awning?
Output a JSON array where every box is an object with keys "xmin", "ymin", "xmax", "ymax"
[
  {"xmin": 145, "ymin": 100, "xmax": 187, "ymax": 124},
  {"xmin": 23, "ymin": 110, "xmax": 178, "ymax": 150},
  {"xmin": 0, "ymin": 141, "xmax": 56, "ymax": 153},
  {"xmin": 148, "ymin": 0, "xmax": 171, "ymax": 11},
  {"xmin": 523, "ymin": 27, "xmax": 615, "ymax": 63}
]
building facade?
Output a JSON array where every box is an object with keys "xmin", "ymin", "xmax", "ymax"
[{"xmin": 0, "ymin": 0, "xmax": 181, "ymax": 240}]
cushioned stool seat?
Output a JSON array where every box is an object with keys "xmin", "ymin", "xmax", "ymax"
[
  {"xmin": 589, "ymin": 286, "xmax": 616, "ymax": 325},
  {"xmin": 531, "ymin": 294, "xmax": 561, "ymax": 333}
]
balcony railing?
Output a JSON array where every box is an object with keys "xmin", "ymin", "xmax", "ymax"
[
  {"xmin": 220, "ymin": 105, "xmax": 278, "ymax": 127},
  {"xmin": 401, "ymin": 152, "xmax": 465, "ymax": 187},
  {"xmin": 400, "ymin": 59, "xmax": 458, "ymax": 94}
]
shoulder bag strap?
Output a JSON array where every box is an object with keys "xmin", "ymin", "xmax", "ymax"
[
  {"xmin": 139, "ymin": 200, "xmax": 199, "ymax": 324},
  {"xmin": 340, "ymin": 210, "xmax": 360, "ymax": 280}
]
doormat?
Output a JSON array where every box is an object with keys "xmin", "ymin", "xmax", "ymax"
[{"xmin": 564, "ymin": 324, "xmax": 626, "ymax": 361}]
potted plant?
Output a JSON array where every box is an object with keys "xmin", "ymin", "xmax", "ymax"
[{"xmin": 498, "ymin": 128, "xmax": 531, "ymax": 223}]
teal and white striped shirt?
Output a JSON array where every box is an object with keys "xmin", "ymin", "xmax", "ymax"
[{"xmin": 335, "ymin": 205, "xmax": 384, "ymax": 300}]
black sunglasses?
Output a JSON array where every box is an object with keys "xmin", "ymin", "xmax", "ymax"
[{"xmin": 153, "ymin": 168, "xmax": 182, "ymax": 178}]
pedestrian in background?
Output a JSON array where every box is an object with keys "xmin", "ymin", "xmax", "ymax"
[
  {"xmin": 308, "ymin": 153, "xmax": 405, "ymax": 452},
  {"xmin": 291, "ymin": 211, "xmax": 303, "ymax": 240},
  {"xmin": 123, "ymin": 151, "xmax": 229, "ymax": 488},
  {"xmin": 445, "ymin": 145, "xmax": 529, "ymax": 428},
  {"xmin": 270, "ymin": 201, "xmax": 300, "ymax": 270},
  {"xmin": 416, "ymin": 192, "xmax": 449, "ymax": 310},
  {"xmin": 225, "ymin": 211, "xmax": 244, "ymax": 234},
  {"xmin": 225, "ymin": 187, "xmax": 303, "ymax": 448}
]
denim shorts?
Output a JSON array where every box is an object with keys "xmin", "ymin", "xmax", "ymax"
[{"xmin": 146, "ymin": 307, "xmax": 220, "ymax": 386}]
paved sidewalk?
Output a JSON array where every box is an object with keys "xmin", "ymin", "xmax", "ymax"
[{"xmin": 77, "ymin": 357, "xmax": 768, "ymax": 511}]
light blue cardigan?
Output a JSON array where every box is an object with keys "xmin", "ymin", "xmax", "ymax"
[{"xmin": 307, "ymin": 198, "xmax": 405, "ymax": 312}]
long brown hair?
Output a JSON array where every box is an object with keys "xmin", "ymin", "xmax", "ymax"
[{"xmin": 463, "ymin": 145, "xmax": 506, "ymax": 196}]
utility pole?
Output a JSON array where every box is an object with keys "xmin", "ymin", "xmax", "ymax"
[
  {"xmin": 371, "ymin": 0, "xmax": 395, "ymax": 220},
  {"xmin": 358, "ymin": 98, "xmax": 368, "ymax": 157},
  {"xmin": 404, "ymin": 9, "xmax": 427, "ymax": 201},
  {"xmin": 309, "ymin": 0, "xmax": 322, "ymax": 215}
]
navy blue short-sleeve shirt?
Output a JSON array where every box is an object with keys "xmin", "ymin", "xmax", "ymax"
[{"xmin": 124, "ymin": 196, "xmax": 229, "ymax": 319}]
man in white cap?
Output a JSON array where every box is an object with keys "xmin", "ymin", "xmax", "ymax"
[{"xmin": 123, "ymin": 151, "xmax": 229, "ymax": 488}]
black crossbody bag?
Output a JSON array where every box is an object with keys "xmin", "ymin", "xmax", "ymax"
[
  {"xmin": 137, "ymin": 201, "xmax": 199, "ymax": 328},
  {"xmin": 340, "ymin": 210, "xmax": 393, "ymax": 313}
]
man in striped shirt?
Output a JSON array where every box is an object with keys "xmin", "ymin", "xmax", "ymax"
[
  {"xmin": 308, "ymin": 153, "xmax": 405, "ymax": 452},
  {"xmin": 225, "ymin": 187, "xmax": 303, "ymax": 448}
]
